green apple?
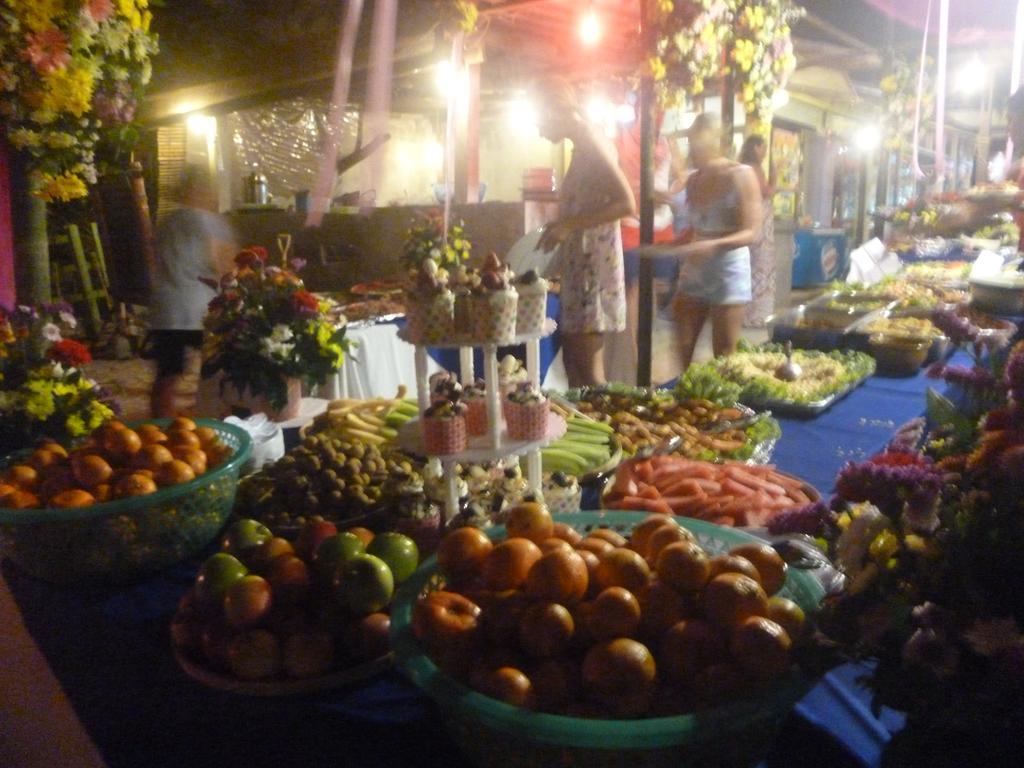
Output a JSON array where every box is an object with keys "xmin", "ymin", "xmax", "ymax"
[
  {"xmin": 333, "ymin": 554, "xmax": 394, "ymax": 615},
  {"xmin": 366, "ymin": 532, "xmax": 419, "ymax": 584},
  {"xmin": 313, "ymin": 532, "xmax": 366, "ymax": 583},
  {"xmin": 220, "ymin": 518, "xmax": 272, "ymax": 557},
  {"xmin": 195, "ymin": 552, "xmax": 248, "ymax": 607}
]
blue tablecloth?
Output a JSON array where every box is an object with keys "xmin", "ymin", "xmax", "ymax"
[
  {"xmin": 6, "ymin": 351, "xmax": 962, "ymax": 768},
  {"xmin": 422, "ymin": 293, "xmax": 561, "ymax": 383}
]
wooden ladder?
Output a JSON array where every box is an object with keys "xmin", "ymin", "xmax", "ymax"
[{"xmin": 50, "ymin": 223, "xmax": 113, "ymax": 337}]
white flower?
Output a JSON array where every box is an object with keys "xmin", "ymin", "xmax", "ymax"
[
  {"xmin": 270, "ymin": 324, "xmax": 294, "ymax": 343},
  {"xmin": 835, "ymin": 503, "xmax": 892, "ymax": 595},
  {"xmin": 59, "ymin": 311, "xmax": 77, "ymax": 328},
  {"xmin": 41, "ymin": 322, "xmax": 62, "ymax": 342}
]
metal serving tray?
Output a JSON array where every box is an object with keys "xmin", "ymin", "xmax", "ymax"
[
  {"xmin": 737, "ymin": 374, "xmax": 872, "ymax": 419},
  {"xmin": 847, "ymin": 308, "xmax": 950, "ymax": 363},
  {"xmin": 768, "ymin": 303, "xmax": 889, "ymax": 352}
]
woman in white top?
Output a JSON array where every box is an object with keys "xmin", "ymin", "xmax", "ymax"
[{"xmin": 148, "ymin": 166, "xmax": 236, "ymax": 416}]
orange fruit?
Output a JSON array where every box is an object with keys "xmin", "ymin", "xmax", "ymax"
[
  {"xmin": 156, "ymin": 459, "xmax": 196, "ymax": 487},
  {"xmin": 37, "ymin": 439, "xmax": 68, "ymax": 459},
  {"xmin": 437, "ymin": 526, "xmax": 494, "ymax": 578},
  {"xmin": 586, "ymin": 527, "xmax": 627, "ymax": 548},
  {"xmin": 551, "ymin": 522, "xmax": 582, "ymax": 546},
  {"xmin": 71, "ymin": 453, "xmax": 113, "ymax": 488},
  {"xmin": 133, "ymin": 443, "xmax": 175, "ymax": 471},
  {"xmin": 645, "ymin": 524, "xmax": 694, "ymax": 565},
  {"xmin": 576, "ymin": 536, "xmax": 614, "ymax": 557},
  {"xmin": 166, "ymin": 430, "xmax": 201, "ymax": 450},
  {"xmin": 346, "ymin": 527, "xmax": 375, "ymax": 548},
  {"xmin": 659, "ymin": 619, "xmax": 727, "ymax": 683},
  {"xmin": 517, "ymin": 602, "xmax": 574, "ymax": 658},
  {"xmin": 704, "ymin": 573, "xmax": 769, "ymax": 628},
  {"xmin": 193, "ymin": 426, "xmax": 218, "ymax": 447},
  {"xmin": 504, "ymin": 501, "xmax": 554, "ymax": 544},
  {"xmin": 628, "ymin": 514, "xmax": 674, "ymax": 556},
  {"xmin": 38, "ymin": 467, "xmax": 76, "ymax": 502},
  {"xmin": 173, "ymin": 448, "xmax": 208, "ymax": 476},
  {"xmin": 539, "ymin": 537, "xmax": 573, "ymax": 555},
  {"xmin": 594, "ymin": 547, "xmax": 651, "ymax": 593},
  {"xmin": 656, "ymin": 540, "xmax": 711, "ymax": 593},
  {"xmin": 93, "ymin": 483, "xmax": 112, "ymax": 502},
  {"xmin": 169, "ymin": 416, "xmax": 197, "ymax": 432},
  {"xmin": 0, "ymin": 483, "xmax": 17, "ymax": 502},
  {"xmin": 731, "ymin": 616, "xmax": 792, "ymax": 681},
  {"xmin": 482, "ymin": 538, "xmax": 542, "ymax": 591},
  {"xmin": 50, "ymin": 488, "xmax": 96, "ymax": 508},
  {"xmin": 114, "ymin": 472, "xmax": 158, "ymax": 498},
  {"xmin": 581, "ymin": 638, "xmax": 657, "ymax": 717},
  {"xmin": 638, "ymin": 579, "xmax": 689, "ymax": 638},
  {"xmin": 587, "ymin": 586, "xmax": 641, "ymax": 640},
  {"xmin": 104, "ymin": 428, "xmax": 142, "ymax": 459},
  {"xmin": 729, "ymin": 543, "xmax": 787, "ymax": 595},
  {"xmin": 477, "ymin": 666, "xmax": 533, "ymax": 708},
  {"xmin": 766, "ymin": 596, "xmax": 806, "ymax": 640},
  {"xmin": 525, "ymin": 549, "xmax": 589, "ymax": 604},
  {"xmin": 576, "ymin": 548, "xmax": 601, "ymax": 598},
  {"xmin": 6, "ymin": 464, "xmax": 38, "ymax": 490},
  {"xmin": 707, "ymin": 554, "xmax": 761, "ymax": 583},
  {"xmin": 3, "ymin": 489, "xmax": 40, "ymax": 509},
  {"xmin": 205, "ymin": 444, "xmax": 231, "ymax": 468},
  {"xmin": 28, "ymin": 448, "xmax": 63, "ymax": 471},
  {"xmin": 136, "ymin": 424, "xmax": 168, "ymax": 444}
]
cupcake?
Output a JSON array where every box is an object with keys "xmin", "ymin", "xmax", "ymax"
[
  {"xmin": 472, "ymin": 252, "xmax": 518, "ymax": 344},
  {"xmin": 542, "ymin": 471, "xmax": 582, "ymax": 514},
  {"xmin": 429, "ymin": 371, "xmax": 463, "ymax": 404},
  {"xmin": 451, "ymin": 265, "xmax": 479, "ymax": 336},
  {"xmin": 503, "ymin": 382, "xmax": 549, "ymax": 441},
  {"xmin": 422, "ymin": 399, "xmax": 467, "ymax": 454},
  {"xmin": 384, "ymin": 471, "xmax": 443, "ymax": 554},
  {"xmin": 514, "ymin": 269, "xmax": 550, "ymax": 336},
  {"xmin": 463, "ymin": 379, "xmax": 488, "ymax": 436},
  {"xmin": 405, "ymin": 261, "xmax": 453, "ymax": 344},
  {"xmin": 489, "ymin": 463, "xmax": 531, "ymax": 522},
  {"xmin": 498, "ymin": 355, "xmax": 529, "ymax": 397}
]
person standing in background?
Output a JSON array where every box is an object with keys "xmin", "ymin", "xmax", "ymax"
[
  {"xmin": 671, "ymin": 113, "xmax": 762, "ymax": 371},
  {"xmin": 738, "ymin": 134, "xmax": 776, "ymax": 327},
  {"xmin": 148, "ymin": 165, "xmax": 236, "ymax": 417},
  {"xmin": 537, "ymin": 78, "xmax": 636, "ymax": 387}
]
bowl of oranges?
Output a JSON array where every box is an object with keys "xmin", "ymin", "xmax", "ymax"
[
  {"xmin": 0, "ymin": 418, "xmax": 252, "ymax": 584},
  {"xmin": 390, "ymin": 507, "xmax": 825, "ymax": 768}
]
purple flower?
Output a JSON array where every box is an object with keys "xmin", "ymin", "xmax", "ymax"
[
  {"xmin": 1005, "ymin": 341, "xmax": 1024, "ymax": 401},
  {"xmin": 289, "ymin": 258, "xmax": 307, "ymax": 272},
  {"xmin": 887, "ymin": 417, "xmax": 926, "ymax": 453},
  {"xmin": 932, "ymin": 309, "xmax": 980, "ymax": 345},
  {"xmin": 940, "ymin": 364, "xmax": 1002, "ymax": 395},
  {"xmin": 835, "ymin": 457, "xmax": 944, "ymax": 523},
  {"xmin": 767, "ymin": 500, "xmax": 835, "ymax": 536}
]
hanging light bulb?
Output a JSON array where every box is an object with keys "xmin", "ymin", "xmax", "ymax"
[{"xmin": 579, "ymin": 5, "xmax": 602, "ymax": 47}]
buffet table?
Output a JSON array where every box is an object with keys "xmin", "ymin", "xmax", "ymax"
[{"xmin": 2, "ymin": 357, "xmax": 966, "ymax": 768}]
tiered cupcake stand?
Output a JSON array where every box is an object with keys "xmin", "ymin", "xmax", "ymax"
[{"xmin": 397, "ymin": 319, "xmax": 565, "ymax": 524}]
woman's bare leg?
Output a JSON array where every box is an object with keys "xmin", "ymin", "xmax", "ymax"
[
  {"xmin": 710, "ymin": 304, "xmax": 747, "ymax": 358},
  {"xmin": 562, "ymin": 331, "xmax": 606, "ymax": 387},
  {"xmin": 673, "ymin": 294, "xmax": 709, "ymax": 372}
]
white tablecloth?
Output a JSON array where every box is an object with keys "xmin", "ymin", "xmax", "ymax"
[{"xmin": 320, "ymin": 322, "xmax": 443, "ymax": 400}]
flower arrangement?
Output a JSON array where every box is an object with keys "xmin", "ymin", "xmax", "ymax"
[
  {"xmin": 200, "ymin": 247, "xmax": 351, "ymax": 412},
  {"xmin": 0, "ymin": 0, "xmax": 159, "ymax": 202},
  {"xmin": 436, "ymin": 0, "xmax": 478, "ymax": 35},
  {"xmin": 772, "ymin": 338, "xmax": 1024, "ymax": 762},
  {"xmin": 880, "ymin": 54, "xmax": 934, "ymax": 153},
  {"xmin": 0, "ymin": 302, "xmax": 117, "ymax": 453},
  {"xmin": 401, "ymin": 210, "xmax": 472, "ymax": 274},
  {"xmin": 646, "ymin": 0, "xmax": 801, "ymax": 119}
]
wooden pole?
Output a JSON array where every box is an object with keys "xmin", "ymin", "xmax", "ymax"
[{"xmin": 636, "ymin": 0, "xmax": 655, "ymax": 387}]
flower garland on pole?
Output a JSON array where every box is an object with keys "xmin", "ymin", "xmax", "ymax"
[
  {"xmin": 880, "ymin": 55, "xmax": 934, "ymax": 153},
  {"xmin": 0, "ymin": 0, "xmax": 159, "ymax": 202},
  {"xmin": 646, "ymin": 0, "xmax": 801, "ymax": 125}
]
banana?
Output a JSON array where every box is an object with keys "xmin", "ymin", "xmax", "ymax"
[{"xmin": 540, "ymin": 448, "xmax": 589, "ymax": 474}]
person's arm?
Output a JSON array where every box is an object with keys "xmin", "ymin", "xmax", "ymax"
[
  {"xmin": 677, "ymin": 166, "xmax": 761, "ymax": 263},
  {"xmin": 539, "ymin": 130, "xmax": 636, "ymax": 252}
]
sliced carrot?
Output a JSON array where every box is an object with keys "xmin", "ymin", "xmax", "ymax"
[
  {"xmin": 617, "ymin": 496, "xmax": 673, "ymax": 516},
  {"xmin": 721, "ymin": 478, "xmax": 756, "ymax": 497},
  {"xmin": 638, "ymin": 483, "xmax": 663, "ymax": 501}
]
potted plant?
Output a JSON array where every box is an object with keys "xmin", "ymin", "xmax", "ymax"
[{"xmin": 199, "ymin": 247, "xmax": 351, "ymax": 421}]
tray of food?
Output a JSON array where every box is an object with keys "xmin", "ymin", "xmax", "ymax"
[
  {"xmin": 766, "ymin": 305, "xmax": 863, "ymax": 352},
  {"xmin": 832, "ymin": 279, "xmax": 966, "ymax": 311},
  {"xmin": 339, "ymin": 298, "xmax": 405, "ymax": 325},
  {"xmin": 902, "ymin": 260, "xmax": 973, "ymax": 289},
  {"xmin": 349, "ymin": 280, "xmax": 404, "ymax": 297},
  {"xmin": 701, "ymin": 343, "xmax": 877, "ymax": 417},
  {"xmin": 847, "ymin": 310, "xmax": 949, "ymax": 362},
  {"xmin": 561, "ymin": 383, "xmax": 780, "ymax": 464}
]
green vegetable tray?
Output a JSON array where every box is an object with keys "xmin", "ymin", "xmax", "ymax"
[
  {"xmin": 391, "ymin": 512, "xmax": 826, "ymax": 768},
  {"xmin": 0, "ymin": 419, "xmax": 252, "ymax": 584}
]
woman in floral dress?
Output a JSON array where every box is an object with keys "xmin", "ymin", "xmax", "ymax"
[{"xmin": 537, "ymin": 79, "xmax": 636, "ymax": 386}]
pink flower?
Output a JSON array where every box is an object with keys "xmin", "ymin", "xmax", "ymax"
[
  {"xmin": 22, "ymin": 28, "xmax": 70, "ymax": 76},
  {"xmin": 87, "ymin": 0, "xmax": 115, "ymax": 24}
]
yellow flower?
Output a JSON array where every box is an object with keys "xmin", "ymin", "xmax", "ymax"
[
  {"xmin": 869, "ymin": 530, "xmax": 900, "ymax": 563},
  {"xmin": 880, "ymin": 75, "xmax": 899, "ymax": 94},
  {"xmin": 34, "ymin": 171, "xmax": 88, "ymax": 202},
  {"xmin": 6, "ymin": 0, "xmax": 63, "ymax": 33},
  {"xmin": 65, "ymin": 413, "xmax": 86, "ymax": 437},
  {"xmin": 40, "ymin": 64, "xmax": 95, "ymax": 118},
  {"xmin": 646, "ymin": 56, "xmax": 666, "ymax": 81},
  {"xmin": 117, "ymin": 0, "xmax": 144, "ymax": 29}
]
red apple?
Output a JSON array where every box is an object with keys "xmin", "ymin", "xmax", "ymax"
[
  {"xmin": 248, "ymin": 537, "xmax": 295, "ymax": 573},
  {"xmin": 352, "ymin": 612, "xmax": 391, "ymax": 661},
  {"xmin": 412, "ymin": 590, "xmax": 481, "ymax": 651},
  {"xmin": 223, "ymin": 575, "xmax": 273, "ymax": 629},
  {"xmin": 294, "ymin": 520, "xmax": 338, "ymax": 563},
  {"xmin": 265, "ymin": 555, "xmax": 312, "ymax": 605}
]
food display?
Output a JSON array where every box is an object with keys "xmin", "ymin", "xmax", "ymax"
[
  {"xmin": 405, "ymin": 260, "xmax": 455, "ymax": 344},
  {"xmin": 514, "ymin": 269, "xmax": 549, "ymax": 336},
  {"xmin": 603, "ymin": 456, "xmax": 816, "ymax": 527},
  {"xmin": 832, "ymin": 279, "xmax": 966, "ymax": 310},
  {"xmin": 503, "ymin": 383, "xmax": 549, "ymax": 441},
  {"xmin": 0, "ymin": 418, "xmax": 251, "ymax": 583},
  {"xmin": 390, "ymin": 509, "xmax": 825, "ymax": 766},
  {"xmin": 704, "ymin": 344, "xmax": 876, "ymax": 413},
  {"xmin": 171, "ymin": 517, "xmax": 420, "ymax": 691},
  {"xmin": 860, "ymin": 315, "xmax": 942, "ymax": 339},
  {"xmin": 563, "ymin": 382, "xmax": 780, "ymax": 462},
  {"xmin": 902, "ymin": 260, "xmax": 971, "ymax": 285},
  {"xmin": 541, "ymin": 409, "xmax": 618, "ymax": 478},
  {"xmin": 338, "ymin": 298, "xmax": 405, "ymax": 323},
  {"xmin": 472, "ymin": 253, "xmax": 519, "ymax": 344}
]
